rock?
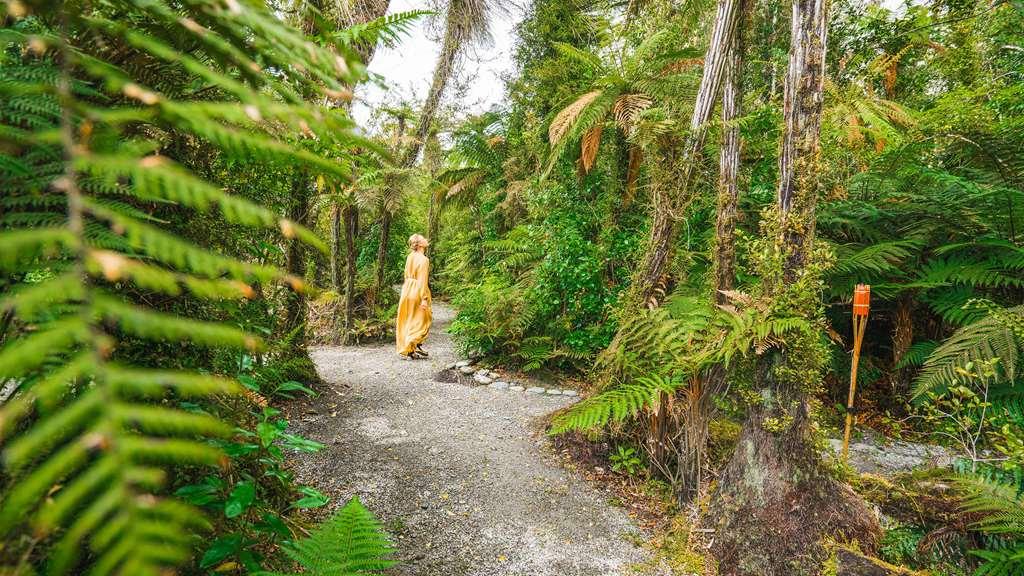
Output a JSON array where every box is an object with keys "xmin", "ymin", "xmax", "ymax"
[
  {"xmin": 489, "ymin": 381, "xmax": 509, "ymax": 390},
  {"xmin": 561, "ymin": 390, "xmax": 578, "ymax": 397},
  {"xmin": 526, "ymin": 387, "xmax": 545, "ymax": 394},
  {"xmin": 455, "ymin": 360, "xmax": 471, "ymax": 368},
  {"xmin": 458, "ymin": 365, "xmax": 476, "ymax": 375},
  {"xmin": 545, "ymin": 388, "xmax": 562, "ymax": 395},
  {"xmin": 827, "ymin": 437, "xmax": 955, "ymax": 475},
  {"xmin": 509, "ymin": 385, "xmax": 524, "ymax": 392},
  {"xmin": 474, "ymin": 374, "xmax": 493, "ymax": 385}
]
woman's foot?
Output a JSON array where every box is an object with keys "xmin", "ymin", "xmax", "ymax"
[
  {"xmin": 415, "ymin": 345, "xmax": 429, "ymax": 358},
  {"xmin": 400, "ymin": 352, "xmax": 416, "ymax": 360}
]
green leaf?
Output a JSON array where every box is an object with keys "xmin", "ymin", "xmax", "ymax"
[
  {"xmin": 224, "ymin": 480, "xmax": 256, "ymax": 519},
  {"xmin": 292, "ymin": 486, "xmax": 328, "ymax": 509},
  {"xmin": 200, "ymin": 534, "xmax": 244, "ymax": 568}
]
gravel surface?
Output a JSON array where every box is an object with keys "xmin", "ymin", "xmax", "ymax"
[{"xmin": 285, "ymin": 302, "xmax": 648, "ymax": 576}]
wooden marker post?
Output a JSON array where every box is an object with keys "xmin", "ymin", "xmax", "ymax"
[{"xmin": 842, "ymin": 284, "xmax": 870, "ymax": 461}]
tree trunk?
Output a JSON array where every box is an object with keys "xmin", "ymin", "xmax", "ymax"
[
  {"xmin": 427, "ymin": 188, "xmax": 441, "ymax": 260},
  {"xmin": 331, "ymin": 204, "xmax": 343, "ymax": 293},
  {"xmin": 670, "ymin": 13, "xmax": 749, "ymax": 504},
  {"xmin": 282, "ymin": 175, "xmax": 315, "ymax": 376},
  {"xmin": 342, "ymin": 202, "xmax": 358, "ymax": 344},
  {"xmin": 402, "ymin": 25, "xmax": 459, "ymax": 168},
  {"xmin": 370, "ymin": 209, "xmax": 392, "ymax": 311},
  {"xmin": 623, "ymin": 0, "xmax": 743, "ymax": 312},
  {"xmin": 709, "ymin": 1, "xmax": 881, "ymax": 573},
  {"xmin": 713, "ymin": 25, "xmax": 744, "ymax": 304}
]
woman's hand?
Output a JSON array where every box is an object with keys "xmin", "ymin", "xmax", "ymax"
[{"xmin": 420, "ymin": 299, "xmax": 429, "ymax": 310}]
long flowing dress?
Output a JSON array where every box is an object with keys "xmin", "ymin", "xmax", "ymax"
[{"xmin": 395, "ymin": 251, "xmax": 432, "ymax": 355}]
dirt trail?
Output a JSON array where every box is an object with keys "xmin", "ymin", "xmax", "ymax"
[{"xmin": 285, "ymin": 302, "xmax": 648, "ymax": 576}]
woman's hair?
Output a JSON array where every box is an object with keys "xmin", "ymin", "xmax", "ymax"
[{"xmin": 408, "ymin": 234, "xmax": 428, "ymax": 250}]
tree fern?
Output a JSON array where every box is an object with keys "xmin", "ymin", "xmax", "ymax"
[
  {"xmin": 0, "ymin": 2, "xmax": 367, "ymax": 573},
  {"xmin": 914, "ymin": 303, "xmax": 1024, "ymax": 398}
]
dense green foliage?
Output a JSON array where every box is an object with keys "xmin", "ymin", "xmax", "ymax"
[
  {"xmin": 0, "ymin": 0, "xmax": 401, "ymax": 574},
  {"xmin": 433, "ymin": 0, "xmax": 1024, "ymax": 572},
  {"xmin": 3, "ymin": 0, "xmax": 1024, "ymax": 573}
]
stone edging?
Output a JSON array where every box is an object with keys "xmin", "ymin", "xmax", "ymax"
[{"xmin": 449, "ymin": 360, "xmax": 579, "ymax": 397}]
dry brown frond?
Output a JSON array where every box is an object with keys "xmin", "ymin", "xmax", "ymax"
[
  {"xmin": 661, "ymin": 57, "xmax": 703, "ymax": 74},
  {"xmin": 580, "ymin": 124, "xmax": 603, "ymax": 173},
  {"xmin": 549, "ymin": 90, "xmax": 601, "ymax": 145},
  {"xmin": 612, "ymin": 93, "xmax": 652, "ymax": 135},
  {"xmin": 447, "ymin": 171, "xmax": 485, "ymax": 199}
]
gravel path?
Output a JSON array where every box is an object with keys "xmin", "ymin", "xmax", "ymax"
[{"xmin": 285, "ymin": 302, "xmax": 648, "ymax": 576}]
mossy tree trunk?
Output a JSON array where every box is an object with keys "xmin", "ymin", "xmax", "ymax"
[
  {"xmin": 671, "ymin": 5, "xmax": 749, "ymax": 504},
  {"xmin": 342, "ymin": 201, "xmax": 358, "ymax": 344},
  {"xmin": 281, "ymin": 174, "xmax": 317, "ymax": 380},
  {"xmin": 623, "ymin": 0, "xmax": 743, "ymax": 312},
  {"xmin": 713, "ymin": 23, "xmax": 745, "ymax": 304},
  {"xmin": 371, "ymin": 208, "xmax": 392, "ymax": 311},
  {"xmin": 331, "ymin": 204, "xmax": 343, "ymax": 293},
  {"xmin": 709, "ymin": 1, "xmax": 881, "ymax": 573}
]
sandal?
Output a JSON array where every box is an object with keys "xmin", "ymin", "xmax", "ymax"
[{"xmin": 415, "ymin": 345, "xmax": 429, "ymax": 358}]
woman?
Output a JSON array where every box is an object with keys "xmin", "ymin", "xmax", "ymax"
[{"xmin": 395, "ymin": 234, "xmax": 432, "ymax": 359}]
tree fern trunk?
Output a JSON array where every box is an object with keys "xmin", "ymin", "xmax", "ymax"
[
  {"xmin": 281, "ymin": 174, "xmax": 318, "ymax": 381},
  {"xmin": 623, "ymin": 0, "xmax": 743, "ymax": 312},
  {"xmin": 342, "ymin": 203, "xmax": 358, "ymax": 345},
  {"xmin": 714, "ymin": 25, "xmax": 745, "ymax": 303},
  {"xmin": 370, "ymin": 209, "xmax": 392, "ymax": 312},
  {"xmin": 403, "ymin": 26, "xmax": 459, "ymax": 168},
  {"xmin": 709, "ymin": 2, "xmax": 880, "ymax": 572},
  {"xmin": 331, "ymin": 204, "xmax": 343, "ymax": 293},
  {"xmin": 427, "ymin": 189, "xmax": 440, "ymax": 260}
]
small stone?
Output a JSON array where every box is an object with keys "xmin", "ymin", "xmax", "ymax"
[
  {"xmin": 545, "ymin": 388, "xmax": 562, "ymax": 395},
  {"xmin": 561, "ymin": 390, "xmax": 578, "ymax": 397},
  {"xmin": 474, "ymin": 374, "xmax": 493, "ymax": 385},
  {"xmin": 509, "ymin": 385, "xmax": 524, "ymax": 392},
  {"xmin": 455, "ymin": 360, "xmax": 471, "ymax": 368},
  {"xmin": 526, "ymin": 387, "xmax": 545, "ymax": 394},
  {"xmin": 490, "ymin": 381, "xmax": 509, "ymax": 390},
  {"xmin": 459, "ymin": 365, "xmax": 475, "ymax": 375}
]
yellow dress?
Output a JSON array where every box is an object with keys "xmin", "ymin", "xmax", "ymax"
[{"xmin": 395, "ymin": 251, "xmax": 432, "ymax": 355}]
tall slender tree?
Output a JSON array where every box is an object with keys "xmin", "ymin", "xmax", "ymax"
[
  {"xmin": 329, "ymin": 0, "xmax": 392, "ymax": 323},
  {"xmin": 709, "ymin": 1, "xmax": 880, "ymax": 572},
  {"xmin": 713, "ymin": 23, "xmax": 744, "ymax": 302},
  {"xmin": 623, "ymin": 0, "xmax": 743, "ymax": 312},
  {"xmin": 401, "ymin": 0, "xmax": 494, "ymax": 167}
]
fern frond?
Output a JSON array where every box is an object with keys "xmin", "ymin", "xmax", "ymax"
[
  {"xmin": 275, "ymin": 496, "xmax": 396, "ymax": 576},
  {"xmin": 550, "ymin": 374, "xmax": 680, "ymax": 434},
  {"xmin": 914, "ymin": 304, "xmax": 1024, "ymax": 398}
]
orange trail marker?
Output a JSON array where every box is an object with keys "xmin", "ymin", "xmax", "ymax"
[{"xmin": 842, "ymin": 284, "xmax": 870, "ymax": 461}]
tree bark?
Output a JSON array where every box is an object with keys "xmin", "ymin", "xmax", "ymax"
[
  {"xmin": 342, "ymin": 202, "xmax": 358, "ymax": 344},
  {"xmin": 713, "ymin": 25, "xmax": 744, "ymax": 303},
  {"xmin": 330, "ymin": 204, "xmax": 343, "ymax": 293},
  {"xmin": 282, "ymin": 175, "xmax": 313, "ymax": 362},
  {"xmin": 625, "ymin": 0, "xmax": 743, "ymax": 311},
  {"xmin": 370, "ymin": 209, "xmax": 392, "ymax": 311},
  {"xmin": 709, "ymin": 2, "xmax": 881, "ymax": 573}
]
